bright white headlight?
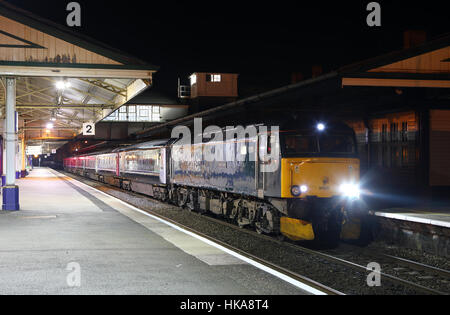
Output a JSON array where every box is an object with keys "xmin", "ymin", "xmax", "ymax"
[{"xmin": 340, "ymin": 183, "xmax": 360, "ymax": 199}]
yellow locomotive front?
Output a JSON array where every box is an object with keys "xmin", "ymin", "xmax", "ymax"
[{"xmin": 276, "ymin": 123, "xmax": 363, "ymax": 244}]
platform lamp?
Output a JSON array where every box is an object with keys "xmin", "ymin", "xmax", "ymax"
[
  {"xmin": 55, "ymin": 79, "xmax": 71, "ymax": 90},
  {"xmin": 50, "ymin": 110, "xmax": 57, "ymax": 122}
]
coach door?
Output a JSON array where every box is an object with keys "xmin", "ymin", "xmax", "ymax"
[
  {"xmin": 159, "ymin": 148, "xmax": 167, "ymax": 184},
  {"xmin": 257, "ymin": 134, "xmax": 267, "ymax": 198}
]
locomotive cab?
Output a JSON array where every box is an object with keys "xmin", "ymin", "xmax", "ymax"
[
  {"xmin": 280, "ymin": 122, "xmax": 360, "ymax": 200},
  {"xmin": 274, "ymin": 122, "xmax": 363, "ymax": 244}
]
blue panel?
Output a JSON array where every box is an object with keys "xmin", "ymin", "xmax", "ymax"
[
  {"xmin": 171, "ymin": 138, "xmax": 258, "ymax": 197},
  {"xmin": 2, "ymin": 186, "xmax": 20, "ymax": 211}
]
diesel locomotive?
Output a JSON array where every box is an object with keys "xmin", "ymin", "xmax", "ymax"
[{"xmin": 64, "ymin": 119, "xmax": 363, "ymax": 244}]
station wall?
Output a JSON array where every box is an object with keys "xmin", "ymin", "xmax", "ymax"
[
  {"xmin": 347, "ymin": 111, "xmax": 421, "ymax": 189},
  {"xmin": 348, "ymin": 109, "xmax": 450, "ymax": 189},
  {"xmin": 430, "ymin": 109, "xmax": 450, "ymax": 186}
]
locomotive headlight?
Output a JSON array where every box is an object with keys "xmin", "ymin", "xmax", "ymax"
[
  {"xmin": 340, "ymin": 183, "xmax": 361, "ymax": 199},
  {"xmin": 291, "ymin": 185, "xmax": 308, "ymax": 197},
  {"xmin": 317, "ymin": 123, "xmax": 326, "ymax": 132},
  {"xmin": 291, "ymin": 186, "xmax": 302, "ymax": 197}
]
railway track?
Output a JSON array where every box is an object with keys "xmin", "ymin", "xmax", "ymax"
[
  {"xmin": 123, "ymin": 204, "xmax": 344, "ymax": 296},
  {"xmin": 62, "ymin": 170, "xmax": 450, "ymax": 295},
  {"xmin": 190, "ymin": 211, "xmax": 450, "ymax": 295}
]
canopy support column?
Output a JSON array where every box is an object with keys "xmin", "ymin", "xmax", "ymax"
[
  {"xmin": 3, "ymin": 77, "xmax": 20, "ymax": 211},
  {"xmin": 21, "ymin": 136, "xmax": 26, "ymax": 178}
]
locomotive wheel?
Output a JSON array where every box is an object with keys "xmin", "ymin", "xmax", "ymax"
[{"xmin": 178, "ymin": 191, "xmax": 188, "ymax": 208}]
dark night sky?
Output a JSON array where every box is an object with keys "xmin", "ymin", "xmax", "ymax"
[{"xmin": 6, "ymin": 0, "xmax": 450, "ymax": 96}]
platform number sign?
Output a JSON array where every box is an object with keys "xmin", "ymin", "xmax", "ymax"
[{"xmin": 83, "ymin": 123, "xmax": 95, "ymax": 136}]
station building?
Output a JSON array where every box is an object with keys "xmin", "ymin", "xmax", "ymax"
[
  {"xmin": 341, "ymin": 33, "xmax": 450, "ymax": 194},
  {"xmin": 0, "ymin": 2, "xmax": 157, "ymax": 210}
]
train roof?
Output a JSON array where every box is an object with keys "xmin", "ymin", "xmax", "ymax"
[
  {"xmin": 198, "ymin": 118, "xmax": 355, "ymax": 138},
  {"xmin": 113, "ymin": 139, "xmax": 172, "ymax": 152}
]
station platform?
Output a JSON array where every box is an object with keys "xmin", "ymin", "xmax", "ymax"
[
  {"xmin": 370, "ymin": 207, "xmax": 450, "ymax": 258},
  {"xmin": 372, "ymin": 208, "xmax": 450, "ymax": 229},
  {"xmin": 0, "ymin": 168, "xmax": 313, "ymax": 295}
]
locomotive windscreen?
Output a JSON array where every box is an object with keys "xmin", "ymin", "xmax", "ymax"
[{"xmin": 283, "ymin": 134, "xmax": 356, "ymax": 156}]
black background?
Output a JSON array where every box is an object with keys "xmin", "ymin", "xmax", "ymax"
[{"xmin": 6, "ymin": 0, "xmax": 450, "ymax": 96}]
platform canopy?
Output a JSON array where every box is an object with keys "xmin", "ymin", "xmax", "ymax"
[
  {"xmin": 0, "ymin": 1, "xmax": 157, "ymax": 151},
  {"xmin": 341, "ymin": 33, "xmax": 450, "ymax": 89}
]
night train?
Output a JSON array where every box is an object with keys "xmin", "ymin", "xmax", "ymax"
[{"xmin": 64, "ymin": 119, "xmax": 364, "ymax": 245}]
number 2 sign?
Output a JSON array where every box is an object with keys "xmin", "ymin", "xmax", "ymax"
[{"xmin": 83, "ymin": 123, "xmax": 95, "ymax": 136}]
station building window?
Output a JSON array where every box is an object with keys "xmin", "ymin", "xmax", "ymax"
[
  {"xmin": 207, "ymin": 74, "xmax": 222, "ymax": 82},
  {"xmin": 104, "ymin": 105, "xmax": 161, "ymax": 122},
  {"xmin": 401, "ymin": 122, "xmax": 408, "ymax": 142},
  {"xmin": 119, "ymin": 106, "xmax": 127, "ymax": 121},
  {"xmin": 390, "ymin": 123, "xmax": 399, "ymax": 142},
  {"xmin": 381, "ymin": 124, "xmax": 388, "ymax": 143}
]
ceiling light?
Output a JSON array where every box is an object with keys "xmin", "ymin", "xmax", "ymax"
[
  {"xmin": 55, "ymin": 80, "xmax": 71, "ymax": 90},
  {"xmin": 55, "ymin": 81, "xmax": 66, "ymax": 90}
]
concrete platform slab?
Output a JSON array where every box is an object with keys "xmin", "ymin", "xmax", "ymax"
[
  {"xmin": 372, "ymin": 208, "xmax": 450, "ymax": 229},
  {"xmin": 0, "ymin": 168, "xmax": 313, "ymax": 295}
]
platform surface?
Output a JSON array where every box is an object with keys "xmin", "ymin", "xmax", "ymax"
[
  {"xmin": 0, "ymin": 168, "xmax": 310, "ymax": 295},
  {"xmin": 372, "ymin": 207, "xmax": 450, "ymax": 228}
]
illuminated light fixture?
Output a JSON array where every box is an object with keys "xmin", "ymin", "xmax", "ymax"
[
  {"xmin": 317, "ymin": 123, "xmax": 326, "ymax": 132},
  {"xmin": 46, "ymin": 123, "xmax": 54, "ymax": 129},
  {"xmin": 55, "ymin": 81, "xmax": 65, "ymax": 90},
  {"xmin": 55, "ymin": 80, "xmax": 71, "ymax": 90},
  {"xmin": 190, "ymin": 74, "xmax": 197, "ymax": 86},
  {"xmin": 50, "ymin": 111, "xmax": 57, "ymax": 121},
  {"xmin": 340, "ymin": 183, "xmax": 361, "ymax": 199},
  {"xmin": 300, "ymin": 185, "xmax": 308, "ymax": 193}
]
